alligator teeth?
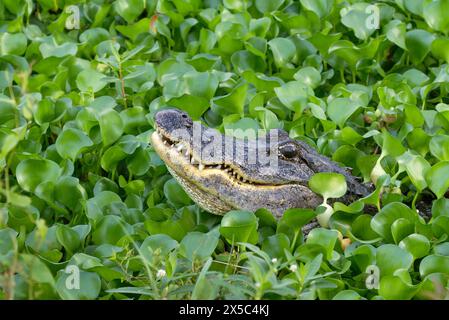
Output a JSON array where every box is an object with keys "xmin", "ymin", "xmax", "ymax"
[
  {"xmin": 215, "ymin": 165, "xmax": 222, "ymax": 169},
  {"xmin": 199, "ymin": 164, "xmax": 205, "ymax": 171},
  {"xmin": 185, "ymin": 150, "xmax": 189, "ymax": 157},
  {"xmin": 177, "ymin": 144, "xmax": 184, "ymax": 152}
]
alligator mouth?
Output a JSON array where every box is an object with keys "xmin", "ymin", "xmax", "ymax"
[{"xmin": 152, "ymin": 126, "xmax": 271, "ymax": 186}]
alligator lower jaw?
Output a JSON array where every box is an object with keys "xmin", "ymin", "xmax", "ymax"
[
  {"xmin": 151, "ymin": 129, "xmax": 238, "ymax": 214},
  {"xmin": 151, "ymin": 129, "xmax": 321, "ymax": 216}
]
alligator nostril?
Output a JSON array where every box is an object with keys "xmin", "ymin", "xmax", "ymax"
[{"xmin": 185, "ymin": 117, "xmax": 193, "ymax": 127}]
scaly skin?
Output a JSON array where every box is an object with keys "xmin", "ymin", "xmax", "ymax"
[{"xmin": 151, "ymin": 109, "xmax": 372, "ymax": 218}]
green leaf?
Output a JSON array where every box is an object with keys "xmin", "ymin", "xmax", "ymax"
[
  {"xmin": 429, "ymin": 135, "xmax": 449, "ymax": 161},
  {"xmin": 370, "ymin": 203, "xmax": 419, "ymax": 243},
  {"xmin": 268, "ymin": 38, "xmax": 296, "ymax": 68},
  {"xmin": 0, "ymin": 33, "xmax": 27, "ymax": 55},
  {"xmin": 39, "ymin": 40, "xmax": 77, "ymax": 58},
  {"xmin": 376, "ymin": 244, "xmax": 413, "ymax": 276},
  {"xmin": 211, "ymin": 82, "xmax": 248, "ymax": 116},
  {"xmin": 306, "ymin": 228, "xmax": 338, "ymax": 260},
  {"xmin": 420, "ymin": 255, "xmax": 449, "ymax": 277},
  {"xmin": 98, "ymin": 109, "xmax": 124, "ymax": 147},
  {"xmin": 340, "ymin": 3, "xmax": 377, "ymax": 41},
  {"xmin": 220, "ymin": 210, "xmax": 259, "ymax": 245},
  {"xmin": 274, "ymin": 81, "xmax": 311, "ymax": 113},
  {"xmin": 56, "ymin": 270, "xmax": 101, "ymax": 300},
  {"xmin": 56, "ymin": 225, "xmax": 81, "ymax": 254},
  {"xmin": 327, "ymin": 98, "xmax": 361, "ymax": 129},
  {"xmin": 399, "ymin": 234, "xmax": 430, "ymax": 260},
  {"xmin": 163, "ymin": 178, "xmax": 192, "ymax": 207},
  {"xmin": 405, "ymin": 29, "xmax": 435, "ymax": 64},
  {"xmin": 426, "ymin": 161, "xmax": 449, "ymax": 198},
  {"xmin": 255, "ymin": 0, "xmax": 284, "ymax": 13},
  {"xmin": 114, "ymin": 0, "xmax": 145, "ymax": 23},
  {"xmin": 56, "ymin": 128, "xmax": 93, "ymax": 161},
  {"xmin": 179, "ymin": 230, "xmax": 219, "ymax": 262},
  {"xmin": 16, "ymin": 159, "xmax": 61, "ymax": 192},
  {"xmin": 423, "ymin": 0, "xmax": 449, "ymax": 34},
  {"xmin": 76, "ymin": 68, "xmax": 107, "ymax": 93},
  {"xmin": 309, "ymin": 172, "xmax": 347, "ymax": 201},
  {"xmin": 300, "ymin": 0, "xmax": 333, "ymax": 18},
  {"xmin": 92, "ymin": 215, "xmax": 131, "ymax": 245}
]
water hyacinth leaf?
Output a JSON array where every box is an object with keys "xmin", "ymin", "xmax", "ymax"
[
  {"xmin": 168, "ymin": 95, "xmax": 210, "ymax": 120},
  {"xmin": 56, "ymin": 224, "xmax": 81, "ymax": 254},
  {"xmin": 277, "ymin": 208, "xmax": 317, "ymax": 246},
  {"xmin": 399, "ymin": 234, "xmax": 430, "ymax": 260},
  {"xmin": 19, "ymin": 254, "xmax": 55, "ymax": 287},
  {"xmin": 432, "ymin": 198, "xmax": 449, "ymax": 218},
  {"xmin": 92, "ymin": 215, "xmax": 131, "ymax": 245},
  {"xmin": 306, "ymin": 228, "xmax": 338, "ymax": 260},
  {"xmin": 391, "ymin": 218, "xmax": 415, "ymax": 244},
  {"xmin": 309, "ymin": 172, "xmax": 347, "ymax": 201},
  {"xmin": 255, "ymin": 0, "xmax": 285, "ymax": 13},
  {"xmin": 55, "ymin": 176, "xmax": 87, "ymax": 209},
  {"xmin": 139, "ymin": 234, "xmax": 178, "ymax": 261},
  {"xmin": 423, "ymin": 0, "xmax": 449, "ymax": 34},
  {"xmin": 231, "ymin": 50, "xmax": 266, "ymax": 74},
  {"xmin": 385, "ymin": 20, "xmax": 406, "ymax": 49},
  {"xmin": 211, "ymin": 82, "xmax": 248, "ymax": 116},
  {"xmin": 268, "ymin": 38, "xmax": 296, "ymax": 68},
  {"xmin": 220, "ymin": 210, "xmax": 259, "ymax": 245},
  {"xmin": 76, "ymin": 68, "xmax": 108, "ymax": 93},
  {"xmin": 163, "ymin": 178, "xmax": 192, "ymax": 207},
  {"xmin": 16, "ymin": 159, "xmax": 61, "ymax": 192},
  {"xmin": 419, "ymin": 255, "xmax": 449, "ymax": 277},
  {"xmin": 370, "ymin": 203, "xmax": 418, "ymax": 243},
  {"xmin": 179, "ymin": 230, "xmax": 219, "ymax": 262},
  {"xmin": 379, "ymin": 274, "xmax": 420, "ymax": 300},
  {"xmin": 114, "ymin": 0, "xmax": 145, "ymax": 23},
  {"xmin": 56, "ymin": 128, "xmax": 93, "ymax": 161},
  {"xmin": 56, "ymin": 270, "xmax": 101, "ymax": 300},
  {"xmin": 429, "ymin": 135, "xmax": 449, "ymax": 161},
  {"xmin": 405, "ymin": 30, "xmax": 435, "ymax": 64},
  {"xmin": 98, "ymin": 109, "xmax": 124, "ymax": 147},
  {"xmin": 426, "ymin": 161, "xmax": 449, "ymax": 198},
  {"xmin": 300, "ymin": 0, "xmax": 333, "ymax": 18},
  {"xmin": 333, "ymin": 290, "xmax": 363, "ymax": 300},
  {"xmin": 340, "ymin": 3, "xmax": 378, "ymax": 41},
  {"xmin": 431, "ymin": 37, "xmax": 449, "ymax": 63},
  {"xmin": 396, "ymin": 152, "xmax": 430, "ymax": 192},
  {"xmin": 376, "ymin": 244, "xmax": 413, "ymax": 277},
  {"xmin": 294, "ymin": 67, "xmax": 321, "ymax": 89},
  {"xmin": 0, "ymin": 32, "xmax": 27, "ymax": 55},
  {"xmin": 327, "ymin": 98, "xmax": 361, "ymax": 129},
  {"xmin": 39, "ymin": 40, "xmax": 77, "ymax": 58},
  {"xmin": 261, "ymin": 233, "xmax": 290, "ymax": 260},
  {"xmin": 274, "ymin": 81, "xmax": 311, "ymax": 113}
]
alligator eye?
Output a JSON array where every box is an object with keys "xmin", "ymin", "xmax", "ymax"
[{"xmin": 279, "ymin": 143, "xmax": 298, "ymax": 159}]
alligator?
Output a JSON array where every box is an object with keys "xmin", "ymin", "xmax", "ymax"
[{"xmin": 151, "ymin": 109, "xmax": 373, "ymax": 219}]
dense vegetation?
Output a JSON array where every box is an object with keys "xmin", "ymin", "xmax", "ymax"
[{"xmin": 1, "ymin": 0, "xmax": 449, "ymax": 300}]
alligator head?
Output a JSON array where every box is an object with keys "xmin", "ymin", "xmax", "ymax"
[{"xmin": 151, "ymin": 109, "xmax": 371, "ymax": 217}]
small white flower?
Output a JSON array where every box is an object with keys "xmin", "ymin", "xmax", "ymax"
[
  {"xmin": 271, "ymin": 258, "xmax": 278, "ymax": 264},
  {"xmin": 255, "ymin": 282, "xmax": 261, "ymax": 288},
  {"xmin": 156, "ymin": 269, "xmax": 166, "ymax": 278},
  {"xmin": 289, "ymin": 264, "xmax": 298, "ymax": 272}
]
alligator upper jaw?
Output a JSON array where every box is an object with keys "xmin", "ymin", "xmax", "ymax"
[
  {"xmin": 151, "ymin": 126, "xmax": 274, "ymax": 185},
  {"xmin": 151, "ymin": 127, "xmax": 323, "ymax": 216}
]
